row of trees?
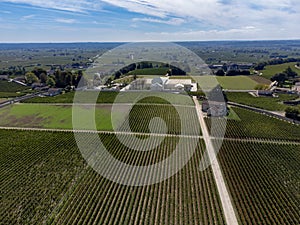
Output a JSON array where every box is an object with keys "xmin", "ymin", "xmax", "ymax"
[
  {"xmin": 254, "ymin": 58, "xmax": 300, "ymax": 70},
  {"xmin": 285, "ymin": 107, "xmax": 300, "ymax": 121},
  {"xmin": 25, "ymin": 69, "xmax": 84, "ymax": 88},
  {"xmin": 113, "ymin": 62, "xmax": 186, "ymax": 80},
  {"xmin": 270, "ymin": 66, "xmax": 298, "ymax": 86},
  {"xmin": 215, "ymin": 69, "xmax": 250, "ymax": 76}
]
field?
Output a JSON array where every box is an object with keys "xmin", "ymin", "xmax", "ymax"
[
  {"xmin": 0, "ymin": 80, "xmax": 30, "ymax": 98},
  {"xmin": 2, "ymin": 41, "xmax": 300, "ymax": 225},
  {"xmin": 249, "ymin": 75, "xmax": 272, "ymax": 85},
  {"xmin": 217, "ymin": 141, "xmax": 300, "ymax": 224},
  {"xmin": 0, "ymin": 80, "xmax": 29, "ymax": 92},
  {"xmin": 205, "ymin": 107, "xmax": 300, "ymax": 141},
  {"xmin": 22, "ymin": 91, "xmax": 195, "ymax": 105},
  {"xmin": 0, "ymin": 103, "xmax": 199, "ymax": 135},
  {"xmin": 0, "ymin": 130, "xmax": 226, "ymax": 225},
  {"xmin": 226, "ymin": 92, "xmax": 299, "ymax": 111},
  {"xmin": 194, "ymin": 76, "xmax": 259, "ymax": 90},
  {"xmin": 0, "ymin": 91, "xmax": 25, "ymax": 98},
  {"xmin": 117, "ymin": 104, "xmax": 201, "ymax": 135},
  {"xmin": 259, "ymin": 62, "xmax": 300, "ymax": 79},
  {"xmin": 0, "ymin": 104, "xmax": 114, "ymax": 130}
]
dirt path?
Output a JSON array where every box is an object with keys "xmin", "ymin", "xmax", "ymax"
[
  {"xmin": 0, "ymin": 126, "xmax": 202, "ymax": 139},
  {"xmin": 193, "ymin": 96, "xmax": 239, "ymax": 225}
]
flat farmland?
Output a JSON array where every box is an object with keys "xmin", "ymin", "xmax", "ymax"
[
  {"xmin": 0, "ymin": 103, "xmax": 200, "ymax": 135},
  {"xmin": 216, "ymin": 140, "xmax": 300, "ymax": 224},
  {"xmin": 0, "ymin": 104, "xmax": 114, "ymax": 130},
  {"xmin": 226, "ymin": 92, "xmax": 299, "ymax": 111},
  {"xmin": 0, "ymin": 130, "xmax": 226, "ymax": 225},
  {"xmin": 205, "ymin": 107, "xmax": 300, "ymax": 141},
  {"xmin": 194, "ymin": 76, "xmax": 259, "ymax": 90}
]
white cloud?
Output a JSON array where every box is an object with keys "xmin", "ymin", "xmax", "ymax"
[
  {"xmin": 21, "ymin": 14, "xmax": 35, "ymax": 20},
  {"xmin": 132, "ymin": 17, "xmax": 185, "ymax": 26},
  {"xmin": 0, "ymin": 0, "xmax": 101, "ymax": 12},
  {"xmin": 55, "ymin": 18, "xmax": 77, "ymax": 24},
  {"xmin": 0, "ymin": 0, "xmax": 299, "ymax": 41},
  {"xmin": 0, "ymin": 10, "xmax": 11, "ymax": 13},
  {"xmin": 104, "ymin": 0, "xmax": 299, "ymax": 25}
]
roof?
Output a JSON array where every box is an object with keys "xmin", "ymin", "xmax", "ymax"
[
  {"xmin": 175, "ymin": 83, "xmax": 185, "ymax": 88},
  {"xmin": 166, "ymin": 79, "xmax": 192, "ymax": 85}
]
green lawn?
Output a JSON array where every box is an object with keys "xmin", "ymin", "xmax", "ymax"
[
  {"xmin": 194, "ymin": 76, "xmax": 258, "ymax": 90},
  {"xmin": 226, "ymin": 92, "xmax": 299, "ymax": 111},
  {"xmin": 259, "ymin": 62, "xmax": 300, "ymax": 79},
  {"xmin": 0, "ymin": 104, "xmax": 114, "ymax": 130}
]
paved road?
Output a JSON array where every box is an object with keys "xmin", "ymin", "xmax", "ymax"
[
  {"xmin": 193, "ymin": 96, "xmax": 239, "ymax": 225},
  {"xmin": 0, "ymin": 92, "xmax": 45, "ymax": 108}
]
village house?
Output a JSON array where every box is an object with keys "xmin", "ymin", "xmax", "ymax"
[
  {"xmin": 202, "ymin": 100, "xmax": 228, "ymax": 117},
  {"xmin": 0, "ymin": 75, "xmax": 9, "ymax": 80},
  {"xmin": 257, "ymin": 90, "xmax": 274, "ymax": 97},
  {"xmin": 292, "ymin": 82, "xmax": 300, "ymax": 94},
  {"xmin": 45, "ymin": 88, "xmax": 63, "ymax": 97}
]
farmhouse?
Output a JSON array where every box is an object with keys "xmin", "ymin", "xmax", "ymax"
[
  {"xmin": 292, "ymin": 82, "xmax": 300, "ymax": 94},
  {"xmin": 45, "ymin": 88, "xmax": 63, "ymax": 97},
  {"xmin": 202, "ymin": 100, "xmax": 228, "ymax": 117},
  {"xmin": 0, "ymin": 75, "xmax": 9, "ymax": 80},
  {"xmin": 257, "ymin": 90, "xmax": 274, "ymax": 97}
]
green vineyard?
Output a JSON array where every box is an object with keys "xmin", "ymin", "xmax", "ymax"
[
  {"xmin": 205, "ymin": 107, "xmax": 300, "ymax": 141},
  {"xmin": 0, "ymin": 130, "xmax": 225, "ymax": 225},
  {"xmin": 216, "ymin": 140, "xmax": 300, "ymax": 224},
  {"xmin": 118, "ymin": 104, "xmax": 201, "ymax": 135}
]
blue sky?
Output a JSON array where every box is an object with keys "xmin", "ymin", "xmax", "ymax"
[{"xmin": 0, "ymin": 0, "xmax": 299, "ymax": 42}]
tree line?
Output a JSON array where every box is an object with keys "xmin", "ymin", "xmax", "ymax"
[{"xmin": 25, "ymin": 68, "xmax": 84, "ymax": 89}]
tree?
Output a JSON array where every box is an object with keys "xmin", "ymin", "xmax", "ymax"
[
  {"xmin": 40, "ymin": 73, "xmax": 48, "ymax": 83},
  {"xmin": 255, "ymin": 84, "xmax": 269, "ymax": 90},
  {"xmin": 215, "ymin": 69, "xmax": 225, "ymax": 76},
  {"xmin": 284, "ymin": 66, "xmax": 297, "ymax": 78},
  {"xmin": 271, "ymin": 73, "xmax": 287, "ymax": 85},
  {"xmin": 46, "ymin": 77, "xmax": 56, "ymax": 87},
  {"xmin": 25, "ymin": 72, "xmax": 39, "ymax": 85},
  {"xmin": 254, "ymin": 62, "xmax": 267, "ymax": 70},
  {"xmin": 285, "ymin": 107, "xmax": 299, "ymax": 120}
]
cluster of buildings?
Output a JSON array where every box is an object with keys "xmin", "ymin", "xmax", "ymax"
[{"xmin": 123, "ymin": 77, "xmax": 197, "ymax": 92}]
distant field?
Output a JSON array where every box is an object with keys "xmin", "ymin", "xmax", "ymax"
[
  {"xmin": 0, "ymin": 91, "xmax": 25, "ymax": 98},
  {"xmin": 259, "ymin": 62, "xmax": 300, "ymax": 79},
  {"xmin": 0, "ymin": 80, "xmax": 30, "ymax": 92},
  {"xmin": 249, "ymin": 75, "xmax": 272, "ymax": 85},
  {"xmin": 226, "ymin": 92, "xmax": 299, "ymax": 111},
  {"xmin": 195, "ymin": 76, "xmax": 259, "ymax": 90}
]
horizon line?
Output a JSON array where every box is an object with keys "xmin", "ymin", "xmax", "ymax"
[{"xmin": 0, "ymin": 39, "xmax": 300, "ymax": 44}]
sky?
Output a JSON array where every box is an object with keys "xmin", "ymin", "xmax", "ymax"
[{"xmin": 0, "ymin": 0, "xmax": 299, "ymax": 42}]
